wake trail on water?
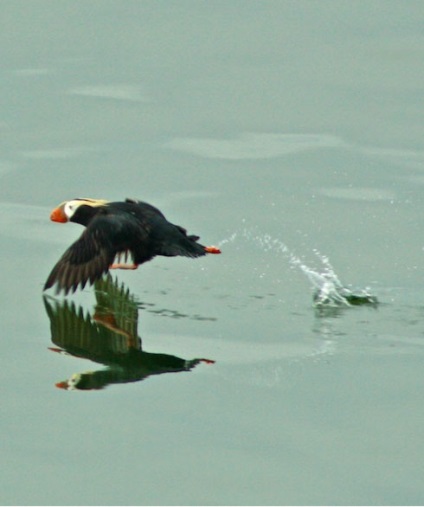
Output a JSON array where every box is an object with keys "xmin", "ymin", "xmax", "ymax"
[{"xmin": 218, "ymin": 229, "xmax": 378, "ymax": 309}]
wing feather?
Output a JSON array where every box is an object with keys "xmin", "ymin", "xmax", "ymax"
[{"xmin": 44, "ymin": 216, "xmax": 117, "ymax": 294}]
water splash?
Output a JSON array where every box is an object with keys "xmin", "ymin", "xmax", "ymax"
[
  {"xmin": 300, "ymin": 251, "xmax": 378, "ymax": 308},
  {"xmin": 218, "ymin": 228, "xmax": 378, "ymax": 308}
]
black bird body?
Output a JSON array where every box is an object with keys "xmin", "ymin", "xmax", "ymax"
[{"xmin": 44, "ymin": 198, "xmax": 220, "ymax": 294}]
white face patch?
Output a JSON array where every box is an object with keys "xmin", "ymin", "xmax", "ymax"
[
  {"xmin": 63, "ymin": 200, "xmax": 80, "ymax": 219},
  {"xmin": 61, "ymin": 198, "xmax": 109, "ymax": 220}
]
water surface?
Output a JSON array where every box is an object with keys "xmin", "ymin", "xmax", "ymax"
[{"xmin": 2, "ymin": 1, "xmax": 424, "ymax": 505}]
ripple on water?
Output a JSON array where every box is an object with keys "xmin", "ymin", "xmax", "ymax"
[{"xmin": 166, "ymin": 133, "xmax": 346, "ymax": 160}]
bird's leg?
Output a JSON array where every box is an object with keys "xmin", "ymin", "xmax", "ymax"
[
  {"xmin": 109, "ymin": 263, "xmax": 138, "ymax": 270},
  {"xmin": 109, "ymin": 250, "xmax": 138, "ymax": 269}
]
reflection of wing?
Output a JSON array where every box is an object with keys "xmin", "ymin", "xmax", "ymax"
[
  {"xmin": 93, "ymin": 275, "xmax": 138, "ymax": 339},
  {"xmin": 44, "ymin": 276, "xmax": 214, "ymax": 391},
  {"xmin": 43, "ymin": 295, "xmax": 140, "ymax": 361}
]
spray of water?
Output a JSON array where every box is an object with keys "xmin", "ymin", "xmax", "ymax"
[{"xmin": 218, "ymin": 228, "xmax": 378, "ymax": 308}]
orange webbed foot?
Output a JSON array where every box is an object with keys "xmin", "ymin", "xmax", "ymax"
[{"xmin": 205, "ymin": 246, "xmax": 221, "ymax": 254}]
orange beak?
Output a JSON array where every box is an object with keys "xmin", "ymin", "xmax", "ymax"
[{"xmin": 50, "ymin": 206, "xmax": 68, "ymax": 223}]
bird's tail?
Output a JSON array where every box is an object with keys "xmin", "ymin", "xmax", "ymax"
[{"xmin": 159, "ymin": 234, "xmax": 221, "ymax": 258}]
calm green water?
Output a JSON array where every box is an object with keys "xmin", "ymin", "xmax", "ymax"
[{"xmin": 2, "ymin": 1, "xmax": 424, "ymax": 505}]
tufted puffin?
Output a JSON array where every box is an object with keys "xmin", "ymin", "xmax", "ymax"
[{"xmin": 44, "ymin": 198, "xmax": 221, "ymax": 294}]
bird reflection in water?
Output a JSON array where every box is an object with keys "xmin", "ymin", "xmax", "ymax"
[{"xmin": 43, "ymin": 275, "xmax": 215, "ymax": 391}]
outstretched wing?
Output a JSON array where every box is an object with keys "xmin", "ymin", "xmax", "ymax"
[{"xmin": 44, "ymin": 215, "xmax": 118, "ymax": 294}]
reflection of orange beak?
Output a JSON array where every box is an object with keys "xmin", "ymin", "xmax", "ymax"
[
  {"xmin": 55, "ymin": 381, "xmax": 68, "ymax": 389},
  {"xmin": 50, "ymin": 206, "xmax": 67, "ymax": 223}
]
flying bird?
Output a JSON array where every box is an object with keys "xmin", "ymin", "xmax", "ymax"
[{"xmin": 44, "ymin": 197, "xmax": 221, "ymax": 294}]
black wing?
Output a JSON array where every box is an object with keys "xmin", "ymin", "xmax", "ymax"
[{"xmin": 44, "ymin": 213, "xmax": 144, "ymax": 294}]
